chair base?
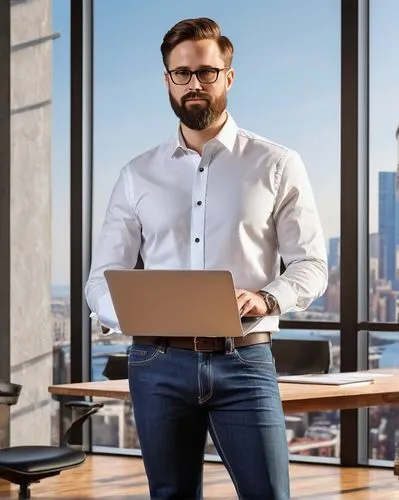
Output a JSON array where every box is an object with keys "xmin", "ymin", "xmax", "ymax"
[
  {"xmin": 0, "ymin": 470, "xmax": 61, "ymax": 499},
  {"xmin": 19, "ymin": 483, "xmax": 31, "ymax": 499}
]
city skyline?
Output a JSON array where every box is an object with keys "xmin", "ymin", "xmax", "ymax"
[{"xmin": 51, "ymin": 0, "xmax": 399, "ymax": 286}]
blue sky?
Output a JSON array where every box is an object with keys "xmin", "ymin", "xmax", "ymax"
[{"xmin": 51, "ymin": 0, "xmax": 399, "ymax": 286}]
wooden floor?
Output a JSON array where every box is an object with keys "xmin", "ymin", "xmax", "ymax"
[{"xmin": 0, "ymin": 454, "xmax": 398, "ymax": 499}]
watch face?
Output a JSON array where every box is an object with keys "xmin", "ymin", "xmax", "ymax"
[{"xmin": 266, "ymin": 294, "xmax": 277, "ymax": 312}]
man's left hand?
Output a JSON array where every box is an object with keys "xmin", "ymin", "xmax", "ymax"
[{"xmin": 236, "ymin": 289, "xmax": 267, "ymax": 317}]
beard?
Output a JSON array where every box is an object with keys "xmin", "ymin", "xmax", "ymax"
[{"xmin": 169, "ymin": 90, "xmax": 227, "ymax": 130}]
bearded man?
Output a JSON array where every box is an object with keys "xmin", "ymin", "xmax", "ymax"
[{"xmin": 86, "ymin": 17, "xmax": 328, "ymax": 500}]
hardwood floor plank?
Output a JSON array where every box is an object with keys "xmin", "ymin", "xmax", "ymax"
[{"xmin": 0, "ymin": 455, "xmax": 397, "ymax": 499}]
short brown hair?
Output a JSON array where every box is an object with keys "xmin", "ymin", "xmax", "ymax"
[{"xmin": 161, "ymin": 18, "xmax": 234, "ymax": 69}]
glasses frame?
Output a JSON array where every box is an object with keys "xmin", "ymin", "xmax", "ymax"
[{"xmin": 166, "ymin": 66, "xmax": 230, "ymax": 86}]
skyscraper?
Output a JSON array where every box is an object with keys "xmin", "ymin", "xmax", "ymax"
[
  {"xmin": 379, "ymin": 126, "xmax": 399, "ymax": 291},
  {"xmin": 328, "ymin": 236, "xmax": 340, "ymax": 270}
]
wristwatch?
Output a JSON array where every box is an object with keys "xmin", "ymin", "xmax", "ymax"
[{"xmin": 257, "ymin": 291, "xmax": 279, "ymax": 315}]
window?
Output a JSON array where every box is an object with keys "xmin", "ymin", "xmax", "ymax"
[
  {"xmin": 369, "ymin": 0, "xmax": 399, "ymax": 323},
  {"xmin": 51, "ymin": 0, "xmax": 71, "ymax": 444},
  {"xmin": 368, "ymin": 332, "xmax": 399, "ymax": 462},
  {"xmin": 367, "ymin": 0, "xmax": 399, "ymax": 467}
]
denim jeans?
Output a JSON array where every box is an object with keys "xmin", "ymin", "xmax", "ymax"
[{"xmin": 128, "ymin": 341, "xmax": 290, "ymax": 500}]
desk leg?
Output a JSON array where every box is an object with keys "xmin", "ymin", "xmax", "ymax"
[{"xmin": 395, "ymin": 409, "xmax": 399, "ymax": 477}]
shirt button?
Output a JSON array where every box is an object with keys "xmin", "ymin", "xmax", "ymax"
[
  {"xmin": 197, "ymin": 201, "xmax": 202, "ymax": 206},
  {"xmin": 199, "ymin": 167, "xmax": 204, "ymax": 172},
  {"xmin": 195, "ymin": 238, "xmax": 200, "ymax": 243}
]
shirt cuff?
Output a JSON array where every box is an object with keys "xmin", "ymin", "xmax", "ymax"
[
  {"xmin": 262, "ymin": 277, "xmax": 298, "ymax": 315},
  {"xmin": 94, "ymin": 292, "xmax": 121, "ymax": 332}
]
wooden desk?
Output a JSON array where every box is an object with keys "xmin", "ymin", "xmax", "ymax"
[{"xmin": 49, "ymin": 369, "xmax": 399, "ymax": 475}]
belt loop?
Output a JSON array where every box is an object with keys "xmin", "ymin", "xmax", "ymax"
[
  {"xmin": 224, "ymin": 337, "xmax": 234, "ymax": 353},
  {"xmin": 157, "ymin": 337, "xmax": 167, "ymax": 353}
]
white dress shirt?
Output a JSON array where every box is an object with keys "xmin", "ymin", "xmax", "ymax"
[{"xmin": 85, "ymin": 113, "xmax": 328, "ymax": 333}]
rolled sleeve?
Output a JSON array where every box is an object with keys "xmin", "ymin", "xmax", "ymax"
[
  {"xmin": 262, "ymin": 277, "xmax": 298, "ymax": 316},
  {"xmin": 266, "ymin": 150, "xmax": 328, "ymax": 313}
]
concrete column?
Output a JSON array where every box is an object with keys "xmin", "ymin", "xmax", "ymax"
[{"xmin": 9, "ymin": 0, "xmax": 53, "ymax": 446}]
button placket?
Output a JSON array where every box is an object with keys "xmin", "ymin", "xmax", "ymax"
[{"xmin": 191, "ymin": 160, "xmax": 209, "ymax": 270}]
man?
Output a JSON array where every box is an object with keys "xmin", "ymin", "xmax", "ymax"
[{"xmin": 86, "ymin": 17, "xmax": 328, "ymax": 500}]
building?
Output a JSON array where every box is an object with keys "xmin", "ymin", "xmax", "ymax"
[
  {"xmin": 328, "ymin": 236, "xmax": 340, "ymax": 270},
  {"xmin": 379, "ymin": 169, "xmax": 399, "ymax": 292}
]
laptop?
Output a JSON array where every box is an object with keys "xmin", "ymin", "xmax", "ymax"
[{"xmin": 104, "ymin": 269, "xmax": 264, "ymax": 337}]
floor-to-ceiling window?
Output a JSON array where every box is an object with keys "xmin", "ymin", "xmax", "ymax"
[
  {"xmin": 367, "ymin": 0, "xmax": 399, "ymax": 464},
  {"xmin": 51, "ymin": 0, "xmax": 71, "ymax": 445}
]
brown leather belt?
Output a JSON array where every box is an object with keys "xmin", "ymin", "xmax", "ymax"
[{"xmin": 132, "ymin": 332, "xmax": 271, "ymax": 353}]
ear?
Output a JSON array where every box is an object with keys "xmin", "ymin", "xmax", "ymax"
[
  {"xmin": 164, "ymin": 71, "xmax": 169, "ymax": 87},
  {"xmin": 226, "ymin": 67, "xmax": 235, "ymax": 92}
]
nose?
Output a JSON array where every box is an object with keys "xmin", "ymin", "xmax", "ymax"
[{"xmin": 188, "ymin": 72, "xmax": 203, "ymax": 91}]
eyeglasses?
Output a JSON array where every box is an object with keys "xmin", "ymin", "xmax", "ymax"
[{"xmin": 167, "ymin": 67, "xmax": 230, "ymax": 85}]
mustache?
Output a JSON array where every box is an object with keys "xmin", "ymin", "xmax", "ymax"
[{"xmin": 182, "ymin": 92, "xmax": 210, "ymax": 102}]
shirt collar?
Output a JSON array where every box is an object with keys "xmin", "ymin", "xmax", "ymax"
[{"xmin": 169, "ymin": 112, "xmax": 238, "ymax": 158}]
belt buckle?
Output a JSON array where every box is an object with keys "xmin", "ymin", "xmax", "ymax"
[{"xmin": 194, "ymin": 337, "xmax": 216, "ymax": 352}]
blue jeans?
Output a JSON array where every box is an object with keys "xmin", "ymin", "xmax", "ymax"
[{"xmin": 128, "ymin": 341, "xmax": 290, "ymax": 500}]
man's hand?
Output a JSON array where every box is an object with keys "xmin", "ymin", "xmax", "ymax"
[{"xmin": 236, "ymin": 289, "xmax": 267, "ymax": 317}]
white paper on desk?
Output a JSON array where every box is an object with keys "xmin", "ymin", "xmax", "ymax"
[
  {"xmin": 277, "ymin": 373, "xmax": 375, "ymax": 386},
  {"xmin": 324, "ymin": 371, "xmax": 393, "ymax": 379}
]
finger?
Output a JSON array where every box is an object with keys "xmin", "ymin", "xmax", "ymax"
[
  {"xmin": 239, "ymin": 298, "xmax": 253, "ymax": 317},
  {"xmin": 237, "ymin": 294, "xmax": 249, "ymax": 310},
  {"xmin": 241, "ymin": 301, "xmax": 254, "ymax": 317},
  {"xmin": 235, "ymin": 288, "xmax": 246, "ymax": 298}
]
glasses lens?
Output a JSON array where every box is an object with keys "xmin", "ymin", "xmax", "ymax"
[
  {"xmin": 197, "ymin": 69, "xmax": 218, "ymax": 83},
  {"xmin": 171, "ymin": 70, "xmax": 191, "ymax": 84}
]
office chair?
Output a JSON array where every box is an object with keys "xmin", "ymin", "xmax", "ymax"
[
  {"xmin": 103, "ymin": 353, "xmax": 128, "ymax": 380},
  {"xmin": 0, "ymin": 381, "xmax": 103, "ymax": 499},
  {"xmin": 271, "ymin": 339, "xmax": 333, "ymax": 448},
  {"xmin": 272, "ymin": 338, "xmax": 332, "ymax": 375}
]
